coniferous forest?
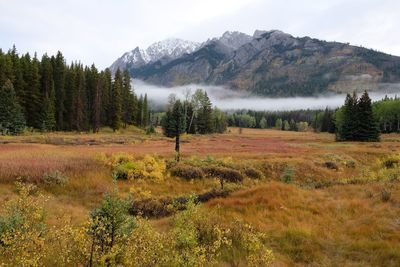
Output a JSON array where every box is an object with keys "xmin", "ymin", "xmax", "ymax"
[{"xmin": 0, "ymin": 46, "xmax": 149, "ymax": 134}]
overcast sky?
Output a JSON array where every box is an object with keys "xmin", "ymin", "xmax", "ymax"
[{"xmin": 1, "ymin": 0, "xmax": 399, "ymax": 69}]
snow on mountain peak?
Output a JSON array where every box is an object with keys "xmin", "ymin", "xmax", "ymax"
[{"xmin": 110, "ymin": 38, "xmax": 200, "ymax": 73}]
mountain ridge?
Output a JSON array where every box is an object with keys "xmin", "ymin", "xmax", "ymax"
[{"xmin": 111, "ymin": 30, "xmax": 400, "ymax": 97}]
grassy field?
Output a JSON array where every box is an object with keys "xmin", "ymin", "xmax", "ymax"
[{"xmin": 1, "ymin": 127, "xmax": 399, "ymax": 266}]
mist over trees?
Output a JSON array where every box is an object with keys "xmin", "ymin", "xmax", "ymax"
[
  {"xmin": 0, "ymin": 46, "xmax": 150, "ymax": 134},
  {"xmin": 162, "ymin": 89, "xmax": 227, "ymax": 137}
]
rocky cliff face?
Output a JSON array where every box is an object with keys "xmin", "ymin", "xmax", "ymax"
[{"xmin": 111, "ymin": 30, "xmax": 400, "ymax": 96}]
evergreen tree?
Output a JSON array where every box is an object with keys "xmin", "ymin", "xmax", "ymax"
[
  {"xmin": 142, "ymin": 94, "xmax": 149, "ymax": 128},
  {"xmin": 64, "ymin": 64, "xmax": 77, "ymax": 130},
  {"xmin": 337, "ymin": 93, "xmax": 359, "ymax": 141},
  {"xmin": 41, "ymin": 91, "xmax": 56, "ymax": 132},
  {"xmin": 101, "ymin": 69, "xmax": 112, "ymax": 127},
  {"xmin": 162, "ymin": 98, "xmax": 185, "ymax": 161},
  {"xmin": 110, "ymin": 69, "xmax": 122, "ymax": 131},
  {"xmin": 358, "ymin": 91, "xmax": 380, "ymax": 141},
  {"xmin": 22, "ymin": 54, "xmax": 42, "ymax": 129},
  {"xmin": 9, "ymin": 46, "xmax": 25, "ymax": 108},
  {"xmin": 121, "ymin": 70, "xmax": 133, "ymax": 128},
  {"xmin": 136, "ymin": 95, "xmax": 143, "ymax": 127},
  {"xmin": 52, "ymin": 52, "xmax": 66, "ymax": 130},
  {"xmin": 320, "ymin": 107, "xmax": 335, "ymax": 133},
  {"xmin": 0, "ymin": 80, "xmax": 26, "ymax": 135},
  {"xmin": 196, "ymin": 91, "xmax": 212, "ymax": 134}
]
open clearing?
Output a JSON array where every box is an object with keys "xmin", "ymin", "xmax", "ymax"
[{"xmin": 1, "ymin": 128, "xmax": 400, "ymax": 266}]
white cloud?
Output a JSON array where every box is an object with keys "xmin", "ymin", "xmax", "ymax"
[{"xmin": 0, "ymin": 0, "xmax": 399, "ymax": 69}]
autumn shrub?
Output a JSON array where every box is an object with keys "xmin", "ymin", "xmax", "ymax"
[
  {"xmin": 169, "ymin": 198, "xmax": 232, "ymax": 266},
  {"xmin": 382, "ymin": 154, "xmax": 400, "ymax": 169},
  {"xmin": 222, "ymin": 220, "xmax": 274, "ymax": 266},
  {"xmin": 102, "ymin": 152, "xmax": 134, "ymax": 167},
  {"xmin": 0, "ymin": 182, "xmax": 47, "ymax": 267},
  {"xmin": 42, "ymin": 170, "xmax": 69, "ymax": 186},
  {"xmin": 114, "ymin": 162, "xmax": 137, "ymax": 180},
  {"xmin": 202, "ymin": 166, "xmax": 244, "ymax": 183},
  {"xmin": 87, "ymin": 185, "xmax": 136, "ymax": 266},
  {"xmin": 104, "ymin": 153, "xmax": 167, "ymax": 181},
  {"xmin": 124, "ymin": 218, "xmax": 170, "ymax": 266},
  {"xmin": 46, "ymin": 219, "xmax": 90, "ymax": 266},
  {"xmin": 243, "ymin": 167, "xmax": 264, "ymax": 179},
  {"xmin": 170, "ymin": 164, "xmax": 204, "ymax": 180},
  {"xmin": 281, "ymin": 166, "xmax": 294, "ymax": 184}
]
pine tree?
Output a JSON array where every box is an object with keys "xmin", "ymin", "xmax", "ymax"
[
  {"xmin": 0, "ymin": 80, "xmax": 26, "ymax": 135},
  {"xmin": 121, "ymin": 70, "xmax": 134, "ymax": 128},
  {"xmin": 142, "ymin": 94, "xmax": 149, "ymax": 128},
  {"xmin": 136, "ymin": 95, "xmax": 143, "ymax": 127},
  {"xmin": 162, "ymin": 99, "xmax": 185, "ymax": 160},
  {"xmin": 73, "ymin": 65, "xmax": 88, "ymax": 131},
  {"xmin": 110, "ymin": 69, "xmax": 122, "ymax": 131},
  {"xmin": 358, "ymin": 91, "xmax": 380, "ymax": 141},
  {"xmin": 9, "ymin": 45, "xmax": 25, "ymax": 108},
  {"xmin": 41, "ymin": 91, "xmax": 56, "ymax": 132},
  {"xmin": 101, "ymin": 69, "xmax": 112, "ymax": 127},
  {"xmin": 320, "ymin": 107, "xmax": 335, "ymax": 133},
  {"xmin": 196, "ymin": 91, "xmax": 212, "ymax": 134},
  {"xmin": 21, "ymin": 53, "xmax": 42, "ymax": 129},
  {"xmin": 52, "ymin": 52, "xmax": 66, "ymax": 130},
  {"xmin": 338, "ymin": 93, "xmax": 359, "ymax": 141}
]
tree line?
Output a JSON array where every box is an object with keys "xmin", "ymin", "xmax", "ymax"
[{"xmin": 0, "ymin": 46, "xmax": 149, "ymax": 134}]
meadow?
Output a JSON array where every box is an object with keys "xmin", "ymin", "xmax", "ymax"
[{"xmin": 0, "ymin": 127, "xmax": 399, "ymax": 266}]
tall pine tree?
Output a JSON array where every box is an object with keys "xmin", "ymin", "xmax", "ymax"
[
  {"xmin": 358, "ymin": 91, "xmax": 380, "ymax": 141},
  {"xmin": 0, "ymin": 80, "xmax": 26, "ymax": 135},
  {"xmin": 110, "ymin": 69, "xmax": 122, "ymax": 131}
]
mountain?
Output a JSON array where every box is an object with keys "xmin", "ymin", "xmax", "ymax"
[
  {"xmin": 110, "ymin": 38, "xmax": 200, "ymax": 73},
  {"xmin": 111, "ymin": 30, "xmax": 400, "ymax": 97}
]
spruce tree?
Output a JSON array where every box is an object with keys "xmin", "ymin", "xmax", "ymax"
[
  {"xmin": 161, "ymin": 99, "xmax": 185, "ymax": 161},
  {"xmin": 52, "ymin": 51, "xmax": 66, "ymax": 130},
  {"xmin": 197, "ymin": 91, "xmax": 212, "ymax": 134},
  {"xmin": 101, "ymin": 69, "xmax": 112, "ymax": 127},
  {"xmin": 41, "ymin": 80, "xmax": 56, "ymax": 132},
  {"xmin": 110, "ymin": 69, "xmax": 122, "ymax": 131},
  {"xmin": 136, "ymin": 95, "xmax": 143, "ymax": 127},
  {"xmin": 142, "ymin": 94, "xmax": 149, "ymax": 128},
  {"xmin": 0, "ymin": 80, "xmax": 26, "ymax": 135},
  {"xmin": 338, "ymin": 93, "xmax": 359, "ymax": 141},
  {"xmin": 358, "ymin": 91, "xmax": 380, "ymax": 141}
]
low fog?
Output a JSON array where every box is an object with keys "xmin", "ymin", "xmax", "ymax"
[{"xmin": 133, "ymin": 79, "xmax": 400, "ymax": 111}]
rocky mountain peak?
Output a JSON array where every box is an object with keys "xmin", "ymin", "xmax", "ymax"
[{"xmin": 110, "ymin": 38, "xmax": 200, "ymax": 73}]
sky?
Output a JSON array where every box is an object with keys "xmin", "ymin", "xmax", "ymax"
[{"xmin": 1, "ymin": 0, "xmax": 399, "ymax": 69}]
